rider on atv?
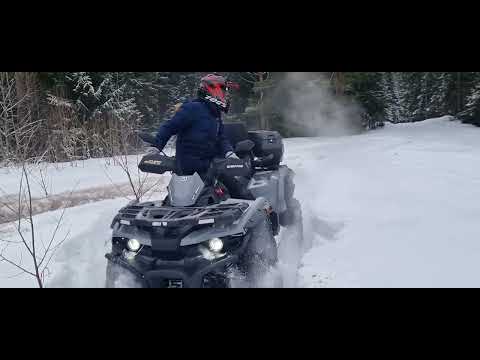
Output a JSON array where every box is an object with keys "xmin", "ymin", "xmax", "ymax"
[
  {"xmin": 105, "ymin": 75, "xmax": 303, "ymax": 288},
  {"xmin": 154, "ymin": 74, "xmax": 240, "ymax": 177}
]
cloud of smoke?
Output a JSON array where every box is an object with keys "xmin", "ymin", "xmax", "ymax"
[
  {"xmin": 266, "ymin": 72, "xmax": 364, "ymax": 137},
  {"xmin": 247, "ymin": 73, "xmax": 366, "ymax": 287}
]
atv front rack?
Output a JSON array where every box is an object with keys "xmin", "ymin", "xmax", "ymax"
[{"xmin": 111, "ymin": 202, "xmax": 250, "ymax": 229}]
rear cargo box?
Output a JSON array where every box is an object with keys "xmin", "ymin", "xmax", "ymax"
[{"xmin": 248, "ymin": 130, "xmax": 284, "ymax": 169}]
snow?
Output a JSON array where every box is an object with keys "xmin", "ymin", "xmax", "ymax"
[
  {"xmin": 290, "ymin": 116, "xmax": 480, "ymax": 288},
  {"xmin": 2, "ymin": 116, "xmax": 480, "ymax": 287},
  {"xmin": 0, "ymin": 155, "xmax": 154, "ymax": 198},
  {"xmin": 0, "ymin": 199, "xmax": 119, "ymax": 287}
]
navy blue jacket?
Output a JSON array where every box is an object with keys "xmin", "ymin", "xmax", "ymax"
[{"xmin": 155, "ymin": 98, "xmax": 233, "ymax": 175}]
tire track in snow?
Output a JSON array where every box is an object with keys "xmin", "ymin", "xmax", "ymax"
[{"xmin": 0, "ymin": 178, "xmax": 168, "ymax": 225}]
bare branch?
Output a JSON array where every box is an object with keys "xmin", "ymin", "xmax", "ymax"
[
  {"xmin": 0, "ymin": 171, "xmax": 36, "ymax": 258},
  {"xmin": 0, "ymin": 253, "xmax": 36, "ymax": 277},
  {"xmin": 0, "ymin": 270, "xmax": 26, "ymax": 279},
  {"xmin": 0, "ymin": 197, "xmax": 21, "ymax": 217},
  {"xmin": 102, "ymin": 168, "xmax": 132, "ymax": 202},
  {"xmin": 0, "ymin": 91, "xmax": 30, "ymax": 117},
  {"xmin": 38, "ymin": 197, "xmax": 71, "ymax": 268},
  {"xmin": 13, "ymin": 225, "xmax": 34, "ymax": 258},
  {"xmin": 42, "ymin": 228, "xmax": 71, "ymax": 273},
  {"xmin": 22, "ymin": 163, "xmax": 43, "ymax": 288},
  {"xmin": 238, "ymin": 73, "xmax": 259, "ymax": 84}
]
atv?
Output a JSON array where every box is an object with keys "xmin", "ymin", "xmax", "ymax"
[{"xmin": 105, "ymin": 122, "xmax": 303, "ymax": 288}]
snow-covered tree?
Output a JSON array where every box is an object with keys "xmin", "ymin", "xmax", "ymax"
[
  {"xmin": 380, "ymin": 72, "xmax": 410, "ymax": 123},
  {"xmin": 463, "ymin": 74, "xmax": 480, "ymax": 124},
  {"xmin": 428, "ymin": 73, "xmax": 451, "ymax": 117}
]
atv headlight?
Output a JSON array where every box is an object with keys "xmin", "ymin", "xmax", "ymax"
[
  {"xmin": 127, "ymin": 238, "xmax": 141, "ymax": 252},
  {"xmin": 208, "ymin": 238, "xmax": 224, "ymax": 253}
]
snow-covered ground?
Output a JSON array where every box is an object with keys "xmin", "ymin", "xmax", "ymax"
[
  {"xmin": 0, "ymin": 155, "xmax": 147, "ymax": 198},
  {"xmin": 1, "ymin": 116, "xmax": 480, "ymax": 287},
  {"xmin": 0, "ymin": 199, "xmax": 124, "ymax": 288},
  {"xmin": 0, "ymin": 154, "xmax": 170, "ymax": 224},
  {"xmin": 292, "ymin": 116, "xmax": 480, "ymax": 287}
]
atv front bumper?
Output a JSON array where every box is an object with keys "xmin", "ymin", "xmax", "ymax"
[{"xmin": 105, "ymin": 244, "xmax": 247, "ymax": 288}]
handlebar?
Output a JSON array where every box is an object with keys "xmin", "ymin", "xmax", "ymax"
[{"xmin": 137, "ymin": 131, "xmax": 274, "ymax": 176}]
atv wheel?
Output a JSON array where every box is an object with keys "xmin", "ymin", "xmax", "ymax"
[
  {"xmin": 105, "ymin": 261, "xmax": 141, "ymax": 288},
  {"xmin": 279, "ymin": 197, "xmax": 303, "ymax": 227},
  {"xmin": 105, "ymin": 261, "xmax": 120, "ymax": 288},
  {"xmin": 280, "ymin": 197, "xmax": 305, "ymax": 250},
  {"xmin": 279, "ymin": 169, "xmax": 301, "ymax": 228},
  {"xmin": 243, "ymin": 217, "xmax": 280, "ymax": 287}
]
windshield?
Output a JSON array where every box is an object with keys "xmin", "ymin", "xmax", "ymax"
[{"xmin": 168, "ymin": 173, "xmax": 205, "ymax": 207}]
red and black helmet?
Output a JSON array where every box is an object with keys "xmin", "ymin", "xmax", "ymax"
[{"xmin": 198, "ymin": 73, "xmax": 239, "ymax": 112}]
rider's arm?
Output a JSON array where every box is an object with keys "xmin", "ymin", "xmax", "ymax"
[
  {"xmin": 155, "ymin": 103, "xmax": 193, "ymax": 152},
  {"xmin": 217, "ymin": 120, "xmax": 234, "ymax": 157}
]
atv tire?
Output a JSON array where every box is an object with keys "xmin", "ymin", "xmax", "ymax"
[
  {"xmin": 105, "ymin": 261, "xmax": 120, "ymax": 288},
  {"xmin": 279, "ymin": 198, "xmax": 303, "ymax": 227},
  {"xmin": 242, "ymin": 217, "xmax": 281, "ymax": 287},
  {"xmin": 105, "ymin": 261, "xmax": 141, "ymax": 288},
  {"xmin": 279, "ymin": 168, "xmax": 301, "ymax": 227}
]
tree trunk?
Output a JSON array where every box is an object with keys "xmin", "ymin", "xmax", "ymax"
[
  {"xmin": 257, "ymin": 72, "xmax": 266, "ymax": 130},
  {"xmin": 259, "ymin": 90, "xmax": 268, "ymax": 130},
  {"xmin": 14, "ymin": 72, "xmax": 41, "ymax": 160},
  {"xmin": 456, "ymin": 72, "xmax": 462, "ymax": 113},
  {"xmin": 0, "ymin": 72, "xmax": 11, "ymax": 159},
  {"xmin": 14, "ymin": 72, "xmax": 40, "ymax": 120},
  {"xmin": 335, "ymin": 72, "xmax": 346, "ymax": 96}
]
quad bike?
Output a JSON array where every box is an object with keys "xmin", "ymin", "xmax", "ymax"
[{"xmin": 105, "ymin": 122, "xmax": 303, "ymax": 288}]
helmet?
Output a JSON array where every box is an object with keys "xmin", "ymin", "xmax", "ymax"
[{"xmin": 198, "ymin": 74, "xmax": 238, "ymax": 113}]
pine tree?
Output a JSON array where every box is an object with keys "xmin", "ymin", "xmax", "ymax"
[
  {"xmin": 429, "ymin": 72, "xmax": 451, "ymax": 117},
  {"xmin": 462, "ymin": 73, "xmax": 480, "ymax": 125},
  {"xmin": 399, "ymin": 72, "xmax": 422, "ymax": 121},
  {"xmin": 345, "ymin": 72, "xmax": 384, "ymax": 116},
  {"xmin": 380, "ymin": 72, "xmax": 409, "ymax": 123}
]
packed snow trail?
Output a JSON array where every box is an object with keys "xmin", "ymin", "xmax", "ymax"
[
  {"xmin": 0, "ymin": 178, "xmax": 168, "ymax": 224},
  {"xmin": 0, "ymin": 155, "xmax": 153, "ymax": 198},
  {"xmin": 2, "ymin": 116, "xmax": 480, "ymax": 287}
]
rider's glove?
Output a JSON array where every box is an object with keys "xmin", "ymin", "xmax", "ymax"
[{"xmin": 225, "ymin": 151, "xmax": 240, "ymax": 160}]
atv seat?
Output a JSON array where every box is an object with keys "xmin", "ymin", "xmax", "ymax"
[{"xmin": 221, "ymin": 122, "xmax": 256, "ymax": 200}]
